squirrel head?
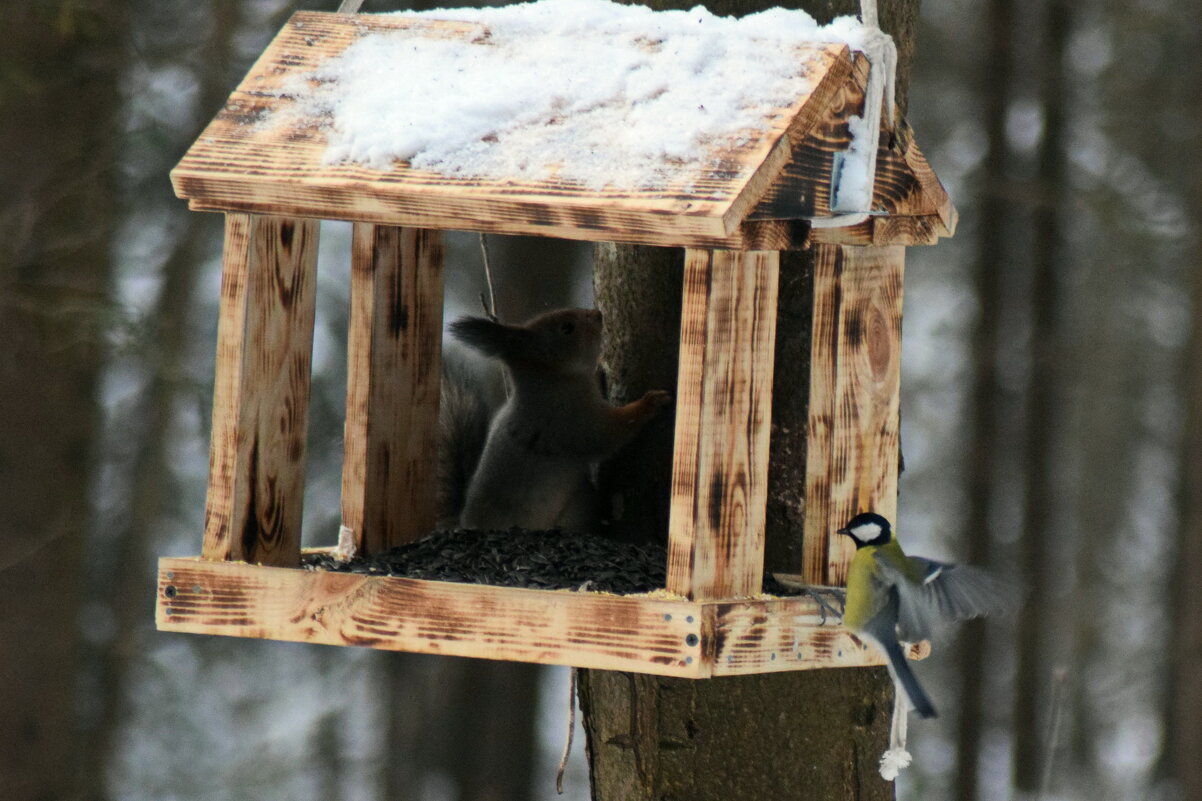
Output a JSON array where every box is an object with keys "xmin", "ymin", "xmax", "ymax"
[{"xmin": 451, "ymin": 308, "xmax": 604, "ymax": 376}]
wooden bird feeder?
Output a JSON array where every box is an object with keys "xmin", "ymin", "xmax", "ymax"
[{"xmin": 157, "ymin": 10, "xmax": 954, "ymax": 678}]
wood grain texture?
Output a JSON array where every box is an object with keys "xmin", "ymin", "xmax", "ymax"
[
  {"xmin": 709, "ymin": 597, "xmax": 929, "ymax": 676},
  {"xmin": 156, "ymin": 557, "xmax": 925, "ymax": 676},
  {"xmin": 667, "ymin": 249, "xmax": 779, "ymax": 600},
  {"xmin": 158, "ymin": 557, "xmax": 706, "ymax": 677},
  {"xmin": 803, "ymin": 245, "xmax": 904, "ymax": 586},
  {"xmin": 170, "ymin": 11, "xmax": 852, "ymax": 250},
  {"xmin": 203, "ymin": 214, "xmax": 319, "ymax": 566},
  {"xmin": 746, "ymin": 54, "xmax": 956, "ymax": 242},
  {"xmin": 807, "ymin": 212, "xmax": 952, "ymax": 247},
  {"xmin": 341, "ymin": 225, "xmax": 444, "ymax": 555}
]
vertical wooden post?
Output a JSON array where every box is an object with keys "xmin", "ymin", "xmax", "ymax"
[
  {"xmin": 203, "ymin": 213, "xmax": 319, "ymax": 567},
  {"xmin": 803, "ymin": 244, "xmax": 904, "ymax": 586},
  {"xmin": 341, "ymin": 225, "xmax": 445, "ymax": 556},
  {"xmin": 667, "ymin": 248, "xmax": 779, "ymax": 600}
]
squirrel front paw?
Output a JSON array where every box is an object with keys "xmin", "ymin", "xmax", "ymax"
[
  {"xmin": 641, "ymin": 389, "xmax": 673, "ymax": 409},
  {"xmin": 629, "ymin": 389, "xmax": 672, "ymax": 425}
]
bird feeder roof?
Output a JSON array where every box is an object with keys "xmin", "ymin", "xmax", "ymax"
[{"xmin": 171, "ymin": 8, "xmax": 955, "ymax": 249}]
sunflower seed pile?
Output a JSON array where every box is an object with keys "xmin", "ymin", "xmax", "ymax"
[
  {"xmin": 304, "ymin": 528, "xmax": 805, "ymax": 596},
  {"xmin": 304, "ymin": 528, "xmax": 668, "ymax": 594}
]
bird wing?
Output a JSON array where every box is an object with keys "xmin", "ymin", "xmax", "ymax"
[{"xmin": 873, "ymin": 553, "xmax": 1014, "ymax": 642}]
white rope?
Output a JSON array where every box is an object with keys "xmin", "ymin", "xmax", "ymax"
[
  {"xmin": 878, "ymin": 691, "xmax": 913, "ymax": 780},
  {"xmin": 555, "ymin": 667, "xmax": 578, "ymax": 794},
  {"xmin": 478, "ymin": 233, "xmax": 499, "ymax": 322},
  {"xmin": 860, "ymin": 0, "xmax": 878, "ymax": 27},
  {"xmin": 856, "ymin": 0, "xmax": 895, "ymax": 126}
]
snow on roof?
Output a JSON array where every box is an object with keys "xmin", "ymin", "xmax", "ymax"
[{"xmin": 292, "ymin": 0, "xmax": 875, "ymax": 190}]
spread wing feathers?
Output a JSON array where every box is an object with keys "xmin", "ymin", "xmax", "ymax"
[{"xmin": 873, "ymin": 553, "xmax": 1015, "ymax": 643}]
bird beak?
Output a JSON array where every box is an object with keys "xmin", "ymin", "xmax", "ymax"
[{"xmin": 836, "ymin": 527, "xmax": 852, "ymax": 536}]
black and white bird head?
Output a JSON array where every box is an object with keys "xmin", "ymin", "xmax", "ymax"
[{"xmin": 837, "ymin": 512, "xmax": 893, "ymax": 547}]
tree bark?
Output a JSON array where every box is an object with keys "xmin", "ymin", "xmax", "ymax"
[
  {"xmin": 1012, "ymin": 0, "xmax": 1070, "ymax": 791},
  {"xmin": 584, "ymin": 3, "xmax": 921, "ymax": 799},
  {"xmin": 951, "ymin": 0, "xmax": 1013, "ymax": 798},
  {"xmin": 579, "ymin": 668, "xmax": 893, "ymax": 801},
  {"xmin": 0, "ymin": 2, "xmax": 126, "ymax": 799},
  {"xmin": 73, "ymin": 4, "xmax": 241, "ymax": 797}
]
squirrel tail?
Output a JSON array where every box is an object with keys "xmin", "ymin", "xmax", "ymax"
[{"xmin": 437, "ymin": 349, "xmax": 499, "ymax": 528}]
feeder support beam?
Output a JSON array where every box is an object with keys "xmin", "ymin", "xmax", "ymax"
[
  {"xmin": 668, "ymin": 248, "xmax": 780, "ymax": 600},
  {"xmin": 341, "ymin": 225, "xmax": 445, "ymax": 555},
  {"xmin": 202, "ymin": 213, "xmax": 319, "ymax": 567},
  {"xmin": 803, "ymin": 244, "xmax": 904, "ymax": 585}
]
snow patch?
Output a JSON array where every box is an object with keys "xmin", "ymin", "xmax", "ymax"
[{"xmin": 288, "ymin": 0, "xmax": 881, "ymax": 192}]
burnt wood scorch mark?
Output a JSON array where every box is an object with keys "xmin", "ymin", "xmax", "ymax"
[{"xmin": 201, "ymin": 214, "xmax": 317, "ymax": 567}]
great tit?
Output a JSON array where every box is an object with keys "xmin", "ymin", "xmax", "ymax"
[{"xmin": 838, "ymin": 511, "xmax": 1012, "ymax": 719}]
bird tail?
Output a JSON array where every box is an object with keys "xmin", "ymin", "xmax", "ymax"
[{"xmin": 879, "ymin": 636, "xmax": 937, "ymax": 719}]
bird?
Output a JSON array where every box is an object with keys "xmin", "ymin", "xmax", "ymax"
[{"xmin": 838, "ymin": 511, "xmax": 1013, "ymax": 719}]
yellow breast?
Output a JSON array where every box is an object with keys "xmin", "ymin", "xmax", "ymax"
[{"xmin": 842, "ymin": 546, "xmax": 881, "ymax": 632}]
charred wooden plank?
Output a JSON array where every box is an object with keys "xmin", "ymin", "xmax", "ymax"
[
  {"xmin": 802, "ymin": 245, "xmax": 904, "ymax": 586},
  {"xmin": 341, "ymin": 225, "xmax": 444, "ymax": 555},
  {"xmin": 203, "ymin": 214, "xmax": 318, "ymax": 566},
  {"xmin": 158, "ymin": 557, "xmax": 705, "ymax": 677},
  {"xmin": 747, "ymin": 56, "xmax": 956, "ymax": 241},
  {"xmin": 668, "ymin": 249, "xmax": 779, "ymax": 600},
  {"xmin": 156, "ymin": 557, "xmax": 925, "ymax": 676},
  {"xmin": 710, "ymin": 596, "xmax": 928, "ymax": 676}
]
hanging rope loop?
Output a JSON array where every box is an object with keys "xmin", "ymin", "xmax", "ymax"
[{"xmin": 857, "ymin": 0, "xmax": 898, "ymax": 129}]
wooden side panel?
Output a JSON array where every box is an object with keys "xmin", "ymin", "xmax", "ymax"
[
  {"xmin": 157, "ymin": 558, "xmax": 705, "ymax": 677},
  {"xmin": 341, "ymin": 225, "xmax": 445, "ymax": 555},
  {"xmin": 667, "ymin": 249, "xmax": 780, "ymax": 600},
  {"xmin": 801, "ymin": 249, "xmax": 841, "ymax": 584},
  {"xmin": 803, "ymin": 245, "xmax": 904, "ymax": 586},
  {"xmin": 203, "ymin": 214, "xmax": 319, "ymax": 566},
  {"xmin": 709, "ymin": 598, "xmax": 929, "ymax": 676}
]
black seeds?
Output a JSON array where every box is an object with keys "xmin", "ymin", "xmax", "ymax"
[
  {"xmin": 303, "ymin": 528, "xmax": 668, "ymax": 595},
  {"xmin": 302, "ymin": 528, "xmax": 806, "ymax": 597}
]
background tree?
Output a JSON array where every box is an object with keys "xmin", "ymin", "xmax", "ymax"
[
  {"xmin": 950, "ymin": 0, "xmax": 1012, "ymax": 797},
  {"xmin": 1166, "ymin": 3, "xmax": 1202, "ymax": 796},
  {"xmin": 0, "ymin": 3, "xmax": 127, "ymax": 799}
]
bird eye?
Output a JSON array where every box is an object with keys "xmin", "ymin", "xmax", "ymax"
[{"xmin": 560, "ymin": 322, "xmax": 575, "ymax": 334}]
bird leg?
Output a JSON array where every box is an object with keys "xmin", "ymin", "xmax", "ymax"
[
  {"xmin": 770, "ymin": 574, "xmax": 846, "ymax": 623},
  {"xmin": 805, "ymin": 586, "xmax": 846, "ymax": 623}
]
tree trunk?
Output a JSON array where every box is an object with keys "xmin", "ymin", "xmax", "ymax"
[
  {"xmin": 584, "ymin": 3, "xmax": 921, "ymax": 799},
  {"xmin": 1012, "ymin": 0, "xmax": 1070, "ymax": 791},
  {"xmin": 579, "ymin": 668, "xmax": 893, "ymax": 801},
  {"xmin": 74, "ymin": 4, "xmax": 240, "ymax": 797},
  {"xmin": 951, "ymin": 0, "xmax": 1013, "ymax": 798},
  {"xmin": 0, "ymin": 2, "xmax": 126, "ymax": 799},
  {"xmin": 1166, "ymin": 8, "xmax": 1202, "ymax": 793},
  {"xmin": 1169, "ymin": 196, "xmax": 1202, "ymax": 801}
]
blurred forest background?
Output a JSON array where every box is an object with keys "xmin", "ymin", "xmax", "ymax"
[{"xmin": 2, "ymin": 0, "xmax": 1199, "ymax": 800}]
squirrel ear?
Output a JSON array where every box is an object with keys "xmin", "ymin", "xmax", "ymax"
[{"xmin": 450, "ymin": 316, "xmax": 521, "ymax": 359}]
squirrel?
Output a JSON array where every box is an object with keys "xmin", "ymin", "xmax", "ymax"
[{"xmin": 439, "ymin": 308, "xmax": 671, "ymax": 533}]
